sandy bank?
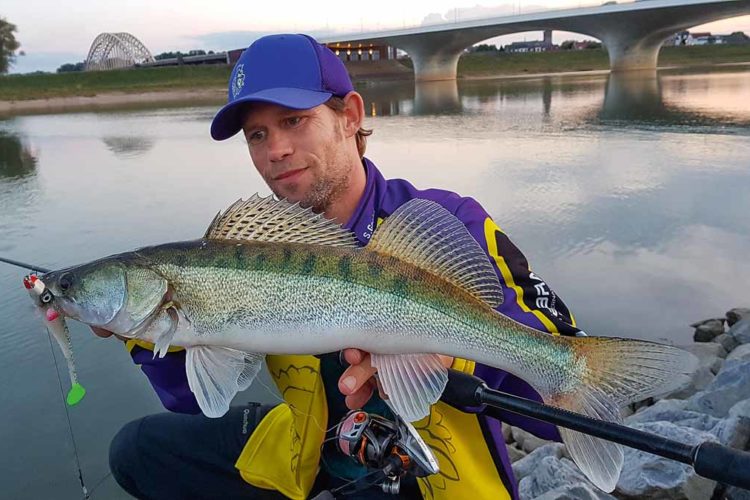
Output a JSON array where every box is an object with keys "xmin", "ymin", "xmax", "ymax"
[{"xmin": 0, "ymin": 88, "xmax": 226, "ymax": 116}]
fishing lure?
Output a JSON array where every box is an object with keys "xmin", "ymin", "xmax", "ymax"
[{"xmin": 23, "ymin": 274, "xmax": 86, "ymax": 406}]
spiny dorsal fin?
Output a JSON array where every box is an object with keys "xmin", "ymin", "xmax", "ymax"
[
  {"xmin": 204, "ymin": 194, "xmax": 358, "ymax": 248},
  {"xmin": 367, "ymin": 199, "xmax": 503, "ymax": 308}
]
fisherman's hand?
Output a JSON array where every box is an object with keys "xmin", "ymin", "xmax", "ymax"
[
  {"xmin": 338, "ymin": 348, "xmax": 453, "ymax": 410},
  {"xmin": 91, "ymin": 327, "xmax": 127, "ymax": 342}
]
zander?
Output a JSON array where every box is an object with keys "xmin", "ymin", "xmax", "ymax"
[{"xmin": 30, "ymin": 194, "xmax": 697, "ymax": 492}]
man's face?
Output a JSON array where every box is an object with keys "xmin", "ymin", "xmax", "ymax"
[{"xmin": 241, "ymin": 101, "xmax": 352, "ymax": 213}]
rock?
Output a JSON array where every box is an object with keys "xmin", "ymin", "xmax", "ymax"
[
  {"xmin": 512, "ymin": 426, "xmax": 552, "ymax": 453},
  {"xmin": 692, "ymin": 318, "xmax": 725, "ymax": 342},
  {"xmin": 534, "ymin": 482, "xmax": 617, "ymax": 500},
  {"xmin": 506, "ymin": 444, "xmax": 527, "ymax": 463},
  {"xmin": 686, "ymin": 359, "xmax": 750, "ymax": 417},
  {"xmin": 627, "ymin": 397, "xmax": 654, "ymax": 415},
  {"xmin": 663, "ymin": 366, "xmax": 714, "ymax": 400},
  {"xmin": 729, "ymin": 318, "xmax": 750, "ymax": 345},
  {"xmin": 727, "ymin": 344, "xmax": 750, "ymax": 363},
  {"xmin": 681, "ymin": 342, "xmax": 727, "ymax": 362},
  {"xmin": 518, "ymin": 456, "xmax": 611, "ymax": 500},
  {"xmin": 726, "ymin": 308, "xmax": 750, "ymax": 327},
  {"xmin": 616, "ymin": 421, "xmax": 717, "ymax": 500},
  {"xmin": 729, "ymin": 399, "xmax": 750, "ymax": 421},
  {"xmin": 713, "ymin": 333, "xmax": 739, "ymax": 355},
  {"xmin": 626, "ymin": 399, "xmax": 749, "ymax": 447},
  {"xmin": 512, "ymin": 443, "xmax": 565, "ymax": 482},
  {"xmin": 713, "ymin": 417, "xmax": 750, "ymax": 449},
  {"xmin": 726, "ymin": 486, "xmax": 750, "ymax": 500},
  {"xmin": 627, "ymin": 399, "xmax": 688, "ymax": 424},
  {"xmin": 502, "ymin": 424, "xmax": 512, "ymax": 443},
  {"xmin": 660, "ymin": 344, "xmax": 721, "ymax": 400}
]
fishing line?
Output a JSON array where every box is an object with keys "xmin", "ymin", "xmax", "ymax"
[
  {"xmin": 45, "ymin": 324, "xmax": 89, "ymax": 499},
  {"xmin": 2, "ymin": 258, "xmax": 89, "ymax": 497}
]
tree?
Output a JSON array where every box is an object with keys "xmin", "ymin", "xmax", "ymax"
[
  {"xmin": 471, "ymin": 43, "xmax": 497, "ymax": 53},
  {"xmin": 560, "ymin": 40, "xmax": 575, "ymax": 50},
  {"xmin": 57, "ymin": 61, "xmax": 85, "ymax": 73},
  {"xmin": 0, "ymin": 17, "xmax": 21, "ymax": 74}
]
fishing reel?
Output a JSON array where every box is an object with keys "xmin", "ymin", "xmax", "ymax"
[{"xmin": 335, "ymin": 409, "xmax": 439, "ymax": 495}]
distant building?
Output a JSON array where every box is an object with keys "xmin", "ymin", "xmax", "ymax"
[
  {"xmin": 505, "ymin": 29, "xmax": 557, "ymax": 53},
  {"xmin": 670, "ymin": 30, "xmax": 748, "ymax": 46},
  {"xmin": 325, "ymin": 43, "xmax": 394, "ymax": 62}
]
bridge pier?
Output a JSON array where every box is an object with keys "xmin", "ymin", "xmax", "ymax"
[
  {"xmin": 601, "ymin": 35, "xmax": 666, "ymax": 72},
  {"xmin": 399, "ymin": 42, "xmax": 463, "ymax": 81}
]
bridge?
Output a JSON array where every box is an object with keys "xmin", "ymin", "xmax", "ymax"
[{"xmin": 319, "ymin": 0, "xmax": 750, "ymax": 81}]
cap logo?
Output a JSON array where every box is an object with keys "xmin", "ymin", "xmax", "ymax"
[{"xmin": 231, "ymin": 64, "xmax": 246, "ymax": 99}]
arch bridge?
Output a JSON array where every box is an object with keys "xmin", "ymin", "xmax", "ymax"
[
  {"xmin": 320, "ymin": 0, "xmax": 750, "ymax": 81},
  {"xmin": 85, "ymin": 33, "xmax": 155, "ymax": 71}
]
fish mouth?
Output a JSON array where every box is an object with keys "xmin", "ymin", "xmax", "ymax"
[{"xmin": 273, "ymin": 167, "xmax": 308, "ymax": 181}]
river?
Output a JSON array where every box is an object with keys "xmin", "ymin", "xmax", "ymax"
[{"xmin": 0, "ymin": 66, "xmax": 749, "ymax": 498}]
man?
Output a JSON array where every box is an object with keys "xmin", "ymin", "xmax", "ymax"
[{"xmin": 105, "ymin": 34, "xmax": 581, "ymax": 500}]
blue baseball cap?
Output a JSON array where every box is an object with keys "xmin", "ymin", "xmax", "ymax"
[{"xmin": 210, "ymin": 34, "xmax": 355, "ymax": 141}]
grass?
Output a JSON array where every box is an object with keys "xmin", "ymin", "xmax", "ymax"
[
  {"xmin": 0, "ymin": 65, "xmax": 232, "ymax": 101},
  {"xmin": 1, "ymin": 45, "xmax": 748, "ymax": 102}
]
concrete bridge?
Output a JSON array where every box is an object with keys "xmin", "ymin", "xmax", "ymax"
[{"xmin": 319, "ymin": 0, "xmax": 750, "ymax": 81}]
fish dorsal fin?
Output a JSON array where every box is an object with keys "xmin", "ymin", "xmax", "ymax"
[
  {"xmin": 367, "ymin": 199, "xmax": 503, "ymax": 308},
  {"xmin": 204, "ymin": 194, "xmax": 358, "ymax": 248}
]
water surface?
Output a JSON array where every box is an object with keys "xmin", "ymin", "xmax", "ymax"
[{"xmin": 1, "ymin": 66, "xmax": 749, "ymax": 498}]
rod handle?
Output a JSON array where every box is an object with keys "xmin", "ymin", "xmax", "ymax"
[
  {"xmin": 441, "ymin": 369, "xmax": 486, "ymax": 408},
  {"xmin": 693, "ymin": 441, "xmax": 750, "ymax": 490}
]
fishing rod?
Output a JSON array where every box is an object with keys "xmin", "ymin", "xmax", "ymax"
[
  {"xmin": 441, "ymin": 369, "xmax": 750, "ymax": 491},
  {"xmin": 0, "ymin": 256, "xmax": 50, "ymax": 273},
  {"xmin": 5, "ymin": 256, "xmax": 747, "ymax": 492}
]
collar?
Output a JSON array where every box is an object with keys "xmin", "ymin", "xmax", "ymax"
[{"xmin": 344, "ymin": 157, "xmax": 385, "ymax": 245}]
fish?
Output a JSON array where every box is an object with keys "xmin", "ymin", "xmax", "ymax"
[{"xmin": 29, "ymin": 194, "xmax": 697, "ymax": 492}]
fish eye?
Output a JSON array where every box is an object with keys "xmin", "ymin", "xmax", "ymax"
[{"xmin": 59, "ymin": 273, "xmax": 73, "ymax": 291}]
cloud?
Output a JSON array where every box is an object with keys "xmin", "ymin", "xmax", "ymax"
[
  {"xmin": 186, "ymin": 28, "xmax": 343, "ymax": 52},
  {"xmin": 421, "ymin": 3, "xmax": 550, "ymax": 25}
]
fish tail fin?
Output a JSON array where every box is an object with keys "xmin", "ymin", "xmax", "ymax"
[{"xmin": 544, "ymin": 337, "xmax": 698, "ymax": 492}]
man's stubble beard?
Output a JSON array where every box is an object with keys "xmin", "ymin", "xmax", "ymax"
[{"xmin": 298, "ymin": 127, "xmax": 352, "ymax": 214}]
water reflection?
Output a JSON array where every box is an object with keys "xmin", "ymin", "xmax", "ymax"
[
  {"xmin": 414, "ymin": 81, "xmax": 461, "ymax": 115},
  {"xmin": 0, "ymin": 132, "xmax": 37, "ymax": 178},
  {"xmin": 594, "ymin": 70, "xmax": 749, "ymax": 129},
  {"xmin": 102, "ymin": 135, "xmax": 156, "ymax": 158},
  {"xmin": 600, "ymin": 70, "xmax": 664, "ymax": 120},
  {"xmin": 360, "ymin": 69, "xmax": 750, "ymax": 132},
  {"xmin": 0, "ymin": 132, "xmax": 40, "ymax": 252}
]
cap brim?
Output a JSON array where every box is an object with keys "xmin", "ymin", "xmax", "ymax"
[{"xmin": 210, "ymin": 87, "xmax": 333, "ymax": 141}]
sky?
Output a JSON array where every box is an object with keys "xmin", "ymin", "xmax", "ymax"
[{"xmin": 4, "ymin": 0, "xmax": 750, "ymax": 74}]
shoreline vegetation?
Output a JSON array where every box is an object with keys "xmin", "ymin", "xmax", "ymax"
[{"xmin": 1, "ymin": 45, "xmax": 749, "ymax": 115}]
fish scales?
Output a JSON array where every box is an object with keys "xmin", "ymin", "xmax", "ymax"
[{"xmin": 133, "ymin": 239, "xmax": 581, "ymax": 394}]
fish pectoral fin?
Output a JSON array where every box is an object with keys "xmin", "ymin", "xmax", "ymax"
[
  {"xmin": 186, "ymin": 346, "xmax": 265, "ymax": 418},
  {"xmin": 370, "ymin": 353, "xmax": 448, "ymax": 422},
  {"xmin": 153, "ymin": 306, "xmax": 179, "ymax": 358}
]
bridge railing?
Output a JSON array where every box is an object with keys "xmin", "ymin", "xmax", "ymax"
[{"xmin": 316, "ymin": 0, "xmax": 628, "ymax": 35}]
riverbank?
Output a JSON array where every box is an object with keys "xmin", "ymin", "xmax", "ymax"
[
  {"xmin": 1, "ymin": 45, "xmax": 749, "ymax": 116},
  {"xmin": 508, "ymin": 307, "xmax": 750, "ymax": 499}
]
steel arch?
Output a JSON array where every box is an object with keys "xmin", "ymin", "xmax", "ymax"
[{"xmin": 84, "ymin": 32, "xmax": 155, "ymax": 71}]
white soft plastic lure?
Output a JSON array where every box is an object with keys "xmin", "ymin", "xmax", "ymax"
[{"xmin": 24, "ymin": 274, "xmax": 86, "ymax": 406}]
